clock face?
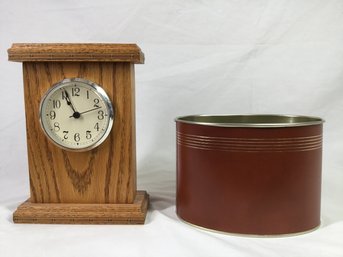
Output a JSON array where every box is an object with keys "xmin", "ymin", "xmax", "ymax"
[{"xmin": 39, "ymin": 78, "xmax": 114, "ymax": 151}]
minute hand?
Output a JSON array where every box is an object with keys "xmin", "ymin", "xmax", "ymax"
[
  {"xmin": 64, "ymin": 89, "xmax": 78, "ymax": 113},
  {"xmin": 69, "ymin": 106, "xmax": 101, "ymax": 117}
]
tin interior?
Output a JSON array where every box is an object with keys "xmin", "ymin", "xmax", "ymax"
[{"xmin": 176, "ymin": 114, "xmax": 324, "ymax": 128}]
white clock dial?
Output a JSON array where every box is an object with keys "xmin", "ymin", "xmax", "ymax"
[{"xmin": 39, "ymin": 78, "xmax": 114, "ymax": 151}]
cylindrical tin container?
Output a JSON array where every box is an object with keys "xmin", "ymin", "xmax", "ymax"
[{"xmin": 176, "ymin": 114, "xmax": 324, "ymax": 235}]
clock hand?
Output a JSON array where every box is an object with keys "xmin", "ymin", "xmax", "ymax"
[
  {"xmin": 63, "ymin": 89, "xmax": 80, "ymax": 118},
  {"xmin": 69, "ymin": 106, "xmax": 102, "ymax": 118},
  {"xmin": 63, "ymin": 89, "xmax": 77, "ymax": 112}
]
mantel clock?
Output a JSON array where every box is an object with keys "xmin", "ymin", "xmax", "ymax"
[{"xmin": 8, "ymin": 43, "xmax": 148, "ymax": 224}]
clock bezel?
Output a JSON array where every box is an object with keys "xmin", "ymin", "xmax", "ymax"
[{"xmin": 39, "ymin": 78, "xmax": 114, "ymax": 152}]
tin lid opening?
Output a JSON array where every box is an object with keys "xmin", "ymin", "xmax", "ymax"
[{"xmin": 175, "ymin": 114, "xmax": 324, "ymax": 128}]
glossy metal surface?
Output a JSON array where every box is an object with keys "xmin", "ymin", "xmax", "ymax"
[{"xmin": 176, "ymin": 114, "xmax": 324, "ymax": 128}]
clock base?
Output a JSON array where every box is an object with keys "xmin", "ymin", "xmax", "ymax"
[{"xmin": 13, "ymin": 191, "xmax": 149, "ymax": 224}]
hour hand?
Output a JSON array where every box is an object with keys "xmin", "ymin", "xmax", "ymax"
[{"xmin": 69, "ymin": 106, "xmax": 101, "ymax": 118}]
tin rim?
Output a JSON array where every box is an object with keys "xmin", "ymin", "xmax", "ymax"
[{"xmin": 175, "ymin": 114, "xmax": 324, "ymax": 128}]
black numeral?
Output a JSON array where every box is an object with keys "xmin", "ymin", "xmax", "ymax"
[
  {"xmin": 86, "ymin": 130, "xmax": 92, "ymax": 139},
  {"xmin": 54, "ymin": 122, "xmax": 60, "ymax": 132},
  {"xmin": 98, "ymin": 110, "xmax": 104, "ymax": 120},
  {"xmin": 72, "ymin": 87, "xmax": 80, "ymax": 97},
  {"xmin": 63, "ymin": 131, "xmax": 69, "ymax": 139},
  {"xmin": 87, "ymin": 90, "xmax": 90, "ymax": 99},
  {"xmin": 49, "ymin": 111, "xmax": 56, "ymax": 120},
  {"xmin": 93, "ymin": 98, "xmax": 100, "ymax": 108},
  {"xmin": 94, "ymin": 123, "xmax": 99, "ymax": 131},
  {"xmin": 74, "ymin": 133, "xmax": 80, "ymax": 142},
  {"xmin": 62, "ymin": 91, "xmax": 67, "ymax": 100},
  {"xmin": 53, "ymin": 100, "xmax": 61, "ymax": 109}
]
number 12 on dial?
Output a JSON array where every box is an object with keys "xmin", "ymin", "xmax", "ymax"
[{"xmin": 39, "ymin": 78, "xmax": 114, "ymax": 151}]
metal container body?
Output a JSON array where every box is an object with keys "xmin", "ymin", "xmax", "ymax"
[{"xmin": 176, "ymin": 115, "xmax": 323, "ymax": 235}]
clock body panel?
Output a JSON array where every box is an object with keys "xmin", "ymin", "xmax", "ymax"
[{"xmin": 23, "ymin": 62, "xmax": 136, "ymax": 204}]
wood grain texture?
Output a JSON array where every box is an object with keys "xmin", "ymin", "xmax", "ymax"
[
  {"xmin": 13, "ymin": 191, "xmax": 149, "ymax": 224},
  {"xmin": 8, "ymin": 43, "xmax": 144, "ymax": 63},
  {"xmin": 23, "ymin": 62, "xmax": 137, "ymax": 204}
]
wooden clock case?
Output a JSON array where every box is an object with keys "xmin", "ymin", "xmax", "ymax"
[{"xmin": 8, "ymin": 43, "xmax": 148, "ymax": 224}]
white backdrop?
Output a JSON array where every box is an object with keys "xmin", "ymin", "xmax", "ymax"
[{"xmin": 1, "ymin": 0, "xmax": 343, "ymax": 256}]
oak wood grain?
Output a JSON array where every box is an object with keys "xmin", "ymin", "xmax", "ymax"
[
  {"xmin": 13, "ymin": 191, "xmax": 149, "ymax": 224},
  {"xmin": 8, "ymin": 43, "xmax": 144, "ymax": 63},
  {"xmin": 23, "ymin": 61, "xmax": 137, "ymax": 204}
]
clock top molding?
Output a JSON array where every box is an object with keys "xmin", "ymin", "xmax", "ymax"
[{"xmin": 8, "ymin": 43, "xmax": 144, "ymax": 63}]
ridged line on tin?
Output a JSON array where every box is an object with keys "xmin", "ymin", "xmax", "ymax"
[
  {"xmin": 177, "ymin": 133, "xmax": 322, "ymax": 147},
  {"xmin": 177, "ymin": 132, "xmax": 322, "ymax": 152}
]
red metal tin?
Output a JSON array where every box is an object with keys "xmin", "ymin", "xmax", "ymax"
[{"xmin": 176, "ymin": 115, "xmax": 324, "ymax": 235}]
